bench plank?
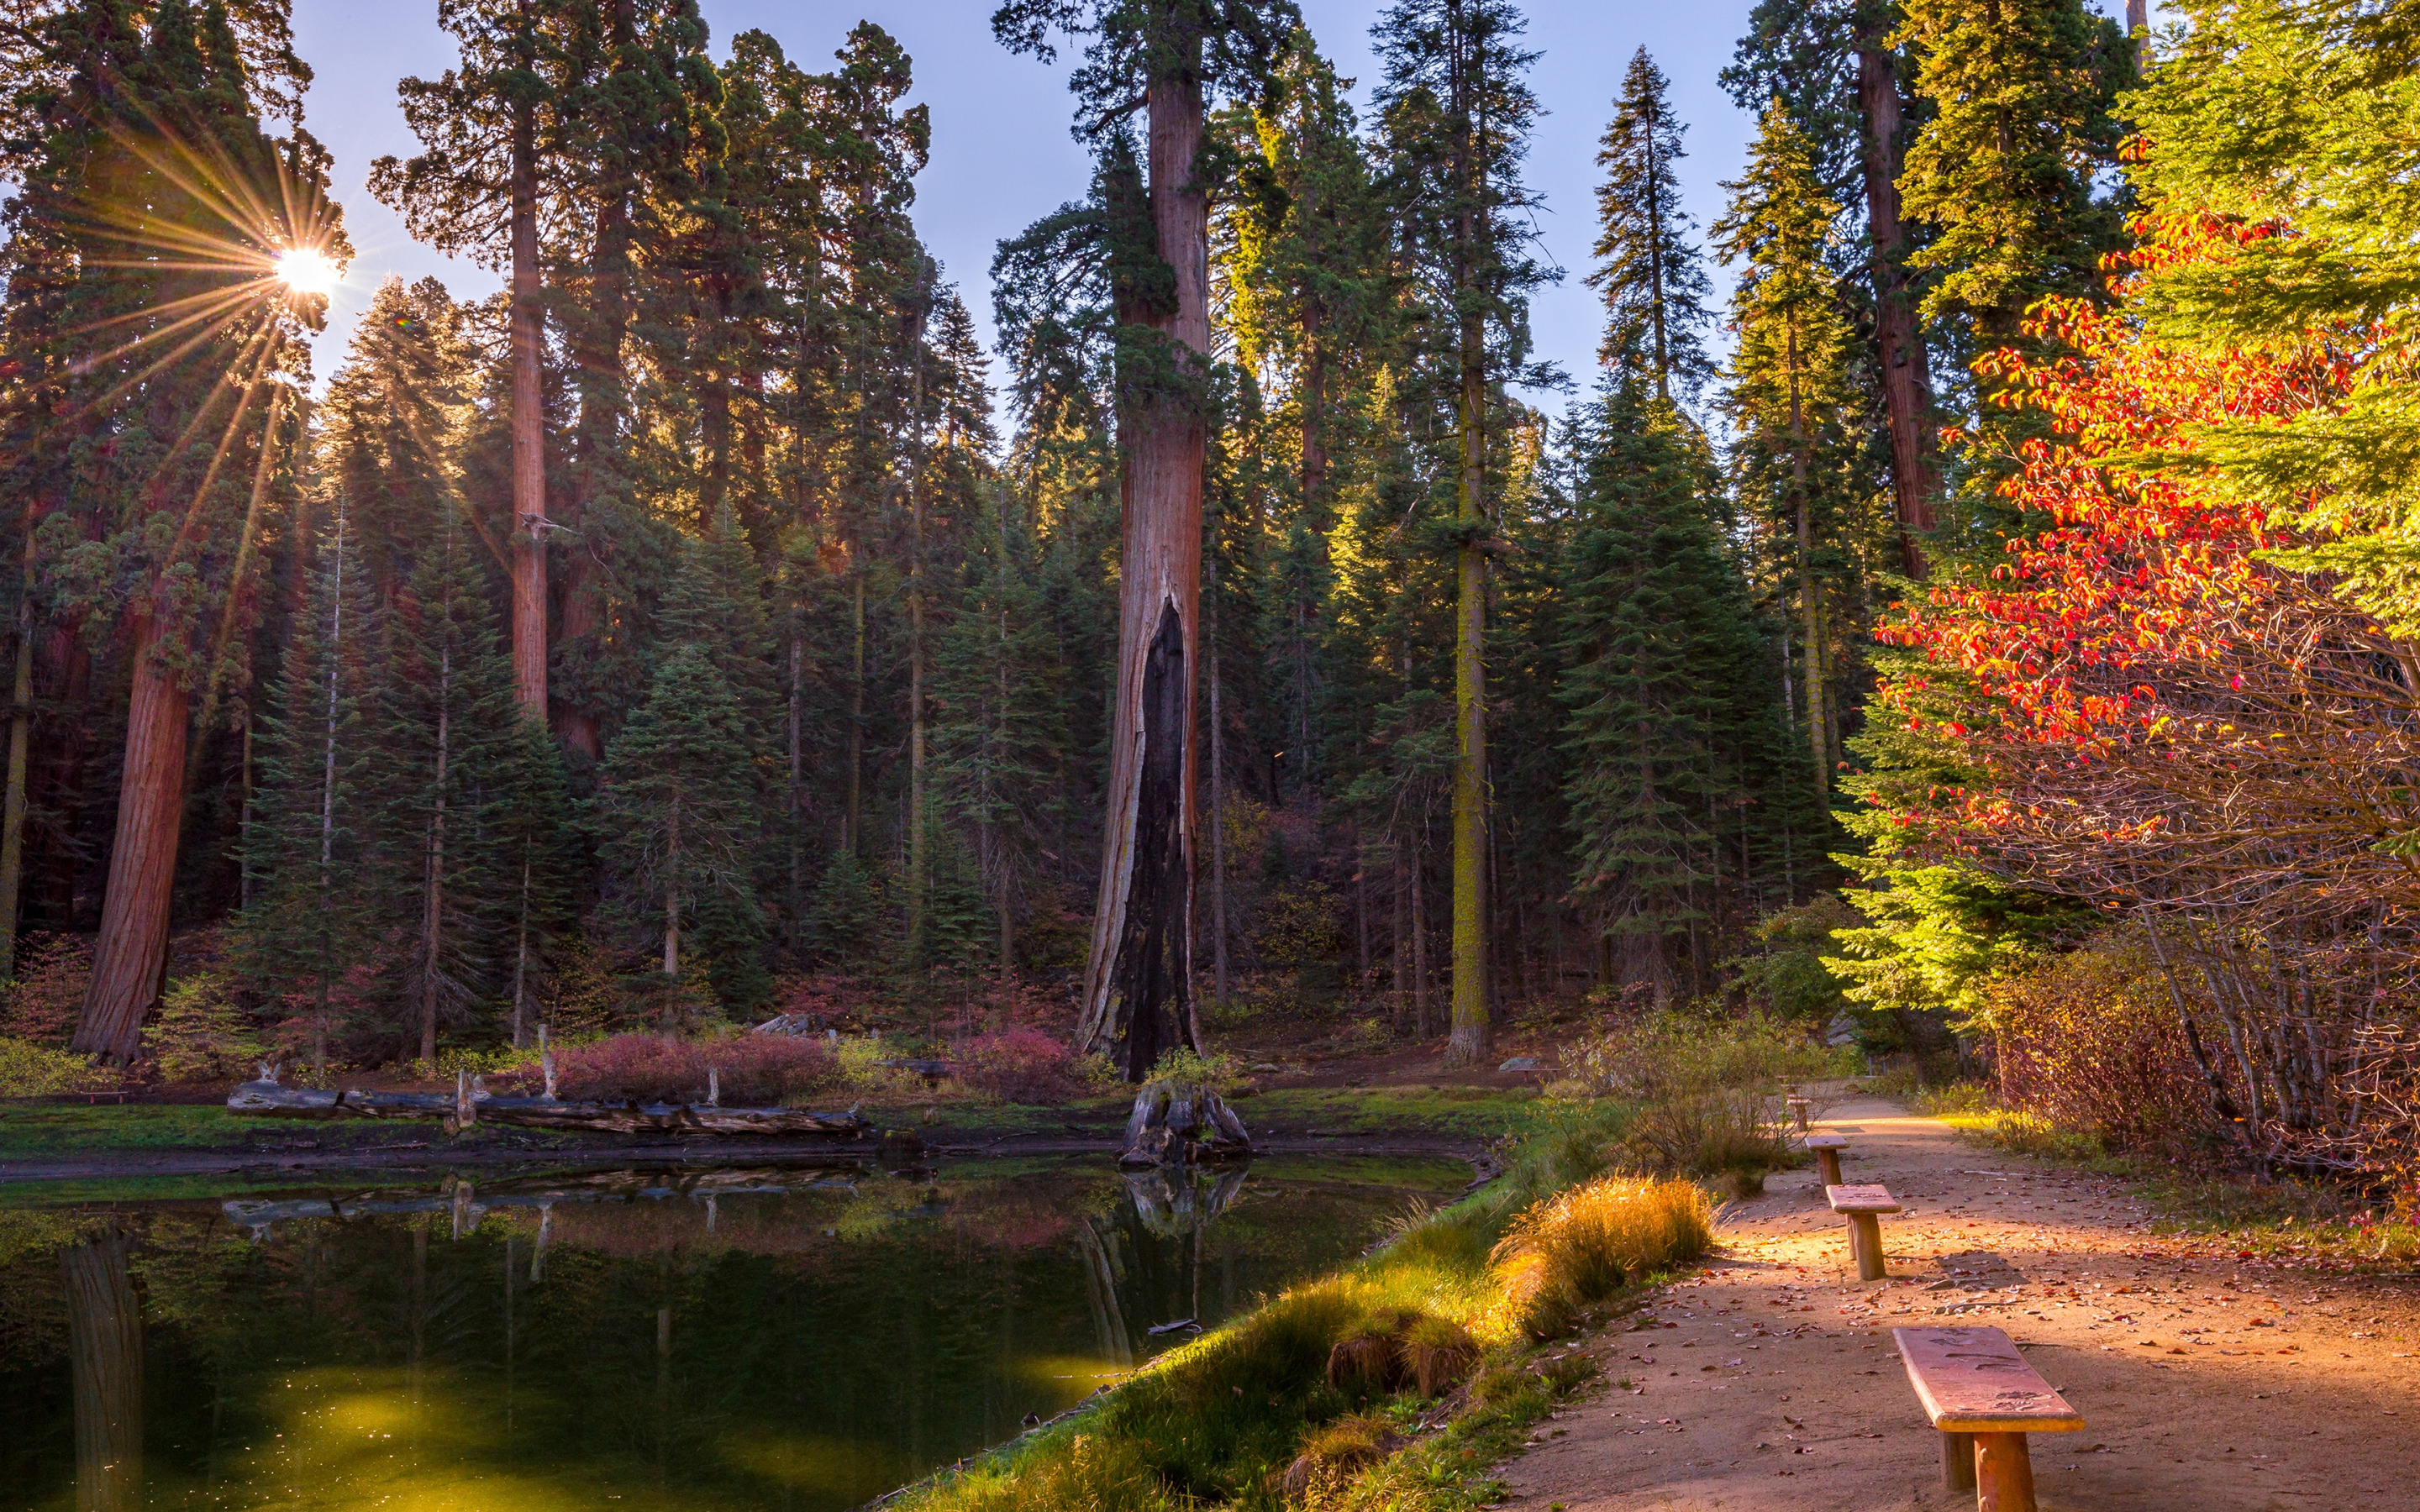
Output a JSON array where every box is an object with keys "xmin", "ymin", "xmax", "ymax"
[
  {"xmin": 1892, "ymin": 1326, "xmax": 2085, "ymax": 1433},
  {"xmin": 1802, "ymin": 1134, "xmax": 1849, "ymax": 1149},
  {"xmin": 1827, "ymin": 1183, "xmax": 1902, "ymax": 1214}
]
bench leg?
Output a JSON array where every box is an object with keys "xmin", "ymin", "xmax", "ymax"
[
  {"xmin": 1849, "ymin": 1212, "xmax": 1885, "ymax": 1281},
  {"xmin": 1942, "ymin": 1430, "xmax": 1975, "ymax": 1491},
  {"xmin": 1973, "ymin": 1431, "xmax": 2035, "ymax": 1512},
  {"xmin": 1816, "ymin": 1148, "xmax": 1842, "ymax": 1184}
]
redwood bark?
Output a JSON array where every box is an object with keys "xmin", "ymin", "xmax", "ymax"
[
  {"xmin": 1075, "ymin": 69, "xmax": 1209, "ymax": 1079},
  {"xmin": 1854, "ymin": 24, "xmax": 1939, "ymax": 576},
  {"xmin": 509, "ymin": 11, "xmax": 548, "ymax": 719},
  {"xmin": 76, "ymin": 614, "xmax": 188, "ymax": 1062}
]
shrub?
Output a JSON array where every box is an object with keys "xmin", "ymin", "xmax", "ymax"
[
  {"xmin": 497, "ymin": 1031, "xmax": 838, "ymax": 1105},
  {"xmin": 1491, "ymin": 1175, "xmax": 1712, "ymax": 1339},
  {"xmin": 1, "ymin": 934, "xmax": 90, "ymax": 1046},
  {"xmin": 1619, "ymin": 1089, "xmax": 1794, "ymax": 1183},
  {"xmin": 1566, "ymin": 1006, "xmax": 1849, "ymax": 1103},
  {"xmin": 1280, "ymin": 1415, "xmax": 1398, "ymax": 1501},
  {"xmin": 955, "ymin": 1027, "xmax": 1081, "ymax": 1103},
  {"xmin": 1985, "ymin": 927, "xmax": 2216, "ymax": 1155},
  {"xmin": 0, "ymin": 1036, "xmax": 109, "ymax": 1097}
]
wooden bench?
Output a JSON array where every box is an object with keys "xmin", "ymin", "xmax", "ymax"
[
  {"xmin": 1892, "ymin": 1326, "xmax": 2084, "ymax": 1511},
  {"xmin": 1803, "ymin": 1132, "xmax": 1849, "ymax": 1184},
  {"xmin": 1786, "ymin": 1095, "xmax": 1812, "ymax": 1131},
  {"xmin": 1827, "ymin": 1183, "xmax": 1901, "ymax": 1280}
]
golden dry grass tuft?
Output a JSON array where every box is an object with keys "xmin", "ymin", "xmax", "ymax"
[
  {"xmin": 1491, "ymin": 1174, "xmax": 1712, "ymax": 1338},
  {"xmin": 1279, "ymin": 1415, "xmax": 1401, "ymax": 1500}
]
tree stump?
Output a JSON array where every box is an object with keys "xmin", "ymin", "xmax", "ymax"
[{"xmin": 1119, "ymin": 1080, "xmax": 1251, "ymax": 1168}]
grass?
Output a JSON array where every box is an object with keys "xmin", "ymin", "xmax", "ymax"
[
  {"xmin": 1241, "ymin": 1086, "xmax": 1544, "ymax": 1139},
  {"xmin": 883, "ymin": 1102, "xmax": 1706, "ymax": 1512}
]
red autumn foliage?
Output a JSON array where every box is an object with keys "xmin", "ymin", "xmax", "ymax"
[
  {"xmin": 953, "ymin": 1027, "xmax": 1083, "ymax": 1104},
  {"xmin": 496, "ymin": 1032, "xmax": 839, "ymax": 1106},
  {"xmin": 1873, "ymin": 208, "xmax": 2418, "ymax": 1154}
]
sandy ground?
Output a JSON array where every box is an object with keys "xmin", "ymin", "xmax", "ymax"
[{"xmin": 1497, "ymin": 1095, "xmax": 2420, "ymax": 1509}]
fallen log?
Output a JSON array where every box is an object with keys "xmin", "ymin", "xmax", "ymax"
[{"xmin": 226, "ymin": 1069, "xmax": 869, "ymax": 1139}]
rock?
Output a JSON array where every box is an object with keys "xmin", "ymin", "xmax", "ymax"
[{"xmin": 1498, "ymin": 1056, "xmax": 1542, "ymax": 1073}]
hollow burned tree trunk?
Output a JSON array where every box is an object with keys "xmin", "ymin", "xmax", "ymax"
[
  {"xmin": 76, "ymin": 613, "xmax": 187, "ymax": 1063},
  {"xmin": 1076, "ymin": 69, "xmax": 1209, "ymax": 1081}
]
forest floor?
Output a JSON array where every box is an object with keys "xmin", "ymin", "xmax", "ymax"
[
  {"xmin": 1494, "ymin": 1092, "xmax": 2420, "ymax": 1510},
  {"xmin": 0, "ymin": 1030, "xmax": 1560, "ymax": 1193}
]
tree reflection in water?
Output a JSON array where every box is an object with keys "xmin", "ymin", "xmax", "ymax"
[
  {"xmin": 62, "ymin": 1231, "xmax": 141, "ymax": 1512},
  {"xmin": 3, "ymin": 1157, "xmax": 1461, "ymax": 1512}
]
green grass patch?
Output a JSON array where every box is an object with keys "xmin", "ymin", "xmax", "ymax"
[
  {"xmin": 1242, "ymin": 1086, "xmax": 1542, "ymax": 1139},
  {"xmin": 884, "ymin": 1101, "xmax": 1701, "ymax": 1512}
]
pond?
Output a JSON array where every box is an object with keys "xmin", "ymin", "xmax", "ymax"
[{"xmin": 0, "ymin": 1154, "xmax": 1471, "ymax": 1511}]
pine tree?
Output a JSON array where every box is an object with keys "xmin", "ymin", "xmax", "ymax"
[
  {"xmin": 1723, "ymin": 0, "xmax": 1944, "ymax": 572},
  {"xmin": 995, "ymin": 0, "xmax": 1300, "ymax": 1079},
  {"xmin": 0, "ymin": 0, "xmax": 343, "ymax": 1061},
  {"xmin": 372, "ymin": 0, "xmax": 576, "ymax": 723},
  {"xmin": 1590, "ymin": 48, "xmax": 1716, "ymax": 404},
  {"xmin": 1558, "ymin": 375, "xmax": 1810, "ymax": 999}
]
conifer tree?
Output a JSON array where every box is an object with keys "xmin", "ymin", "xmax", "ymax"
[
  {"xmin": 237, "ymin": 498, "xmax": 381, "ymax": 1070},
  {"xmin": 1723, "ymin": 0, "xmax": 1943, "ymax": 573},
  {"xmin": 1590, "ymin": 48, "xmax": 1716, "ymax": 404},
  {"xmin": 1374, "ymin": 0, "xmax": 1553, "ymax": 1065},
  {"xmin": 0, "ymin": 0, "xmax": 342, "ymax": 1061},
  {"xmin": 1896, "ymin": 0, "xmax": 2133, "ymax": 349},
  {"xmin": 372, "ymin": 0, "xmax": 574, "ymax": 723},
  {"xmin": 593, "ymin": 642, "xmax": 765, "ymax": 1011},
  {"xmin": 1716, "ymin": 102, "xmax": 1861, "ymax": 795}
]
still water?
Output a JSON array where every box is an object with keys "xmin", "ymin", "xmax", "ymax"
[{"xmin": 0, "ymin": 1156, "xmax": 1468, "ymax": 1511}]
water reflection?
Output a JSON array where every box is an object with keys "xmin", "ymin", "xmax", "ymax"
[{"xmin": 0, "ymin": 1156, "xmax": 1462, "ymax": 1511}]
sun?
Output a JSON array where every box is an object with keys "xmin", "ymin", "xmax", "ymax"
[{"xmin": 276, "ymin": 248, "xmax": 340, "ymax": 297}]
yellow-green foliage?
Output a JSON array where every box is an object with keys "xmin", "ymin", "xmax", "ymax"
[
  {"xmin": 0, "ymin": 1035, "xmax": 110, "ymax": 1097},
  {"xmin": 1490, "ymin": 1175, "xmax": 1712, "ymax": 1339},
  {"xmin": 148, "ymin": 973, "xmax": 264, "ymax": 1083}
]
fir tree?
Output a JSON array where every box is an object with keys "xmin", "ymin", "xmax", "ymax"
[
  {"xmin": 1716, "ymin": 102, "xmax": 1864, "ymax": 796},
  {"xmin": 1590, "ymin": 48, "xmax": 1717, "ymax": 404},
  {"xmin": 237, "ymin": 498, "xmax": 382, "ymax": 1071},
  {"xmin": 1896, "ymin": 0, "xmax": 2133, "ymax": 346},
  {"xmin": 593, "ymin": 643, "xmax": 765, "ymax": 1014}
]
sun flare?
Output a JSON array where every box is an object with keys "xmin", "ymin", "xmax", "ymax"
[{"xmin": 276, "ymin": 248, "xmax": 339, "ymax": 297}]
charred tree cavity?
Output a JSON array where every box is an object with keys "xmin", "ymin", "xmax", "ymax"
[{"xmin": 1097, "ymin": 602, "xmax": 1197, "ymax": 1081}]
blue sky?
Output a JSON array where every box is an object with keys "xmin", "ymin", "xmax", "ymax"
[{"xmin": 292, "ymin": 1, "xmax": 2144, "ymax": 416}]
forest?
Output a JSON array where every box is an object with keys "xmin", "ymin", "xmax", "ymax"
[{"xmin": 4, "ymin": 0, "xmax": 2419, "ymax": 1181}]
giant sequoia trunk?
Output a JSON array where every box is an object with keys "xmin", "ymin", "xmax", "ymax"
[
  {"xmin": 76, "ymin": 614, "xmax": 187, "ymax": 1063},
  {"xmin": 508, "ymin": 18, "xmax": 548, "ymax": 719},
  {"xmin": 1076, "ymin": 71, "xmax": 1210, "ymax": 1081},
  {"xmin": 1854, "ymin": 23, "xmax": 1939, "ymax": 576}
]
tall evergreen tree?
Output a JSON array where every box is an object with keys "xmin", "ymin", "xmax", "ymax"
[
  {"xmin": 0, "ymin": 0, "xmax": 341, "ymax": 1061},
  {"xmin": 1896, "ymin": 0, "xmax": 2133, "ymax": 350},
  {"xmin": 1590, "ymin": 48, "xmax": 1716, "ymax": 404},
  {"xmin": 593, "ymin": 642, "xmax": 765, "ymax": 1012},
  {"xmin": 1374, "ymin": 0, "xmax": 1555, "ymax": 1065},
  {"xmin": 237, "ymin": 496, "xmax": 381, "ymax": 1071},
  {"xmin": 1716, "ymin": 102, "xmax": 1863, "ymax": 796}
]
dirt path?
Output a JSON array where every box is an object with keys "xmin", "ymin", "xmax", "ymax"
[{"xmin": 1498, "ymin": 1095, "xmax": 2420, "ymax": 1509}]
